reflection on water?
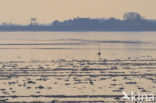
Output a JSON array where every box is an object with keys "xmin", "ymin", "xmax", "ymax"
[
  {"xmin": 0, "ymin": 32, "xmax": 156, "ymax": 61},
  {"xmin": 0, "ymin": 32, "xmax": 156, "ymax": 102}
]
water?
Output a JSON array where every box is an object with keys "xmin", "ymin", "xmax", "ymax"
[
  {"xmin": 0, "ymin": 32, "xmax": 156, "ymax": 61},
  {"xmin": 0, "ymin": 32, "xmax": 156, "ymax": 102}
]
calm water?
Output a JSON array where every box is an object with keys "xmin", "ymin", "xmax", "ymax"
[
  {"xmin": 0, "ymin": 32, "xmax": 156, "ymax": 102},
  {"xmin": 0, "ymin": 32, "xmax": 156, "ymax": 61}
]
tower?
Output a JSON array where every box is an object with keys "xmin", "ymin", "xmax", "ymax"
[{"xmin": 30, "ymin": 18, "xmax": 37, "ymax": 25}]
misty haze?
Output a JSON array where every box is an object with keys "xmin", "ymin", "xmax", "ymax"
[{"xmin": 0, "ymin": 0, "xmax": 156, "ymax": 103}]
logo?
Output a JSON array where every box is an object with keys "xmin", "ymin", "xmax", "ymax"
[
  {"xmin": 122, "ymin": 91, "xmax": 155, "ymax": 102},
  {"xmin": 122, "ymin": 91, "xmax": 130, "ymax": 100}
]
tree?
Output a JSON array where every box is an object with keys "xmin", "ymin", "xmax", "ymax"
[
  {"xmin": 52, "ymin": 20, "xmax": 60, "ymax": 26},
  {"xmin": 123, "ymin": 12, "xmax": 142, "ymax": 21}
]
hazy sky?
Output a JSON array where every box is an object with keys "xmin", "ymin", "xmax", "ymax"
[{"xmin": 0, "ymin": 0, "xmax": 155, "ymax": 24}]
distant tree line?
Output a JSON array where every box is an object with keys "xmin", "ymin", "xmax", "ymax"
[
  {"xmin": 0, "ymin": 12, "xmax": 156, "ymax": 31},
  {"xmin": 51, "ymin": 12, "xmax": 156, "ymax": 27}
]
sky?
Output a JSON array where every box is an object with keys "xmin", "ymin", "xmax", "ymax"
[{"xmin": 0, "ymin": 0, "xmax": 155, "ymax": 24}]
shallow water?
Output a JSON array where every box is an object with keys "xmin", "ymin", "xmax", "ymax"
[
  {"xmin": 0, "ymin": 32, "xmax": 156, "ymax": 61},
  {"xmin": 0, "ymin": 32, "xmax": 156, "ymax": 102}
]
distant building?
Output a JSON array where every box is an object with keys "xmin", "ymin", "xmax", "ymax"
[{"xmin": 30, "ymin": 18, "xmax": 38, "ymax": 25}]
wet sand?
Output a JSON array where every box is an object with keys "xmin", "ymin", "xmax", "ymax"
[
  {"xmin": 0, "ymin": 57, "xmax": 156, "ymax": 102},
  {"xmin": 0, "ymin": 32, "xmax": 156, "ymax": 102}
]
